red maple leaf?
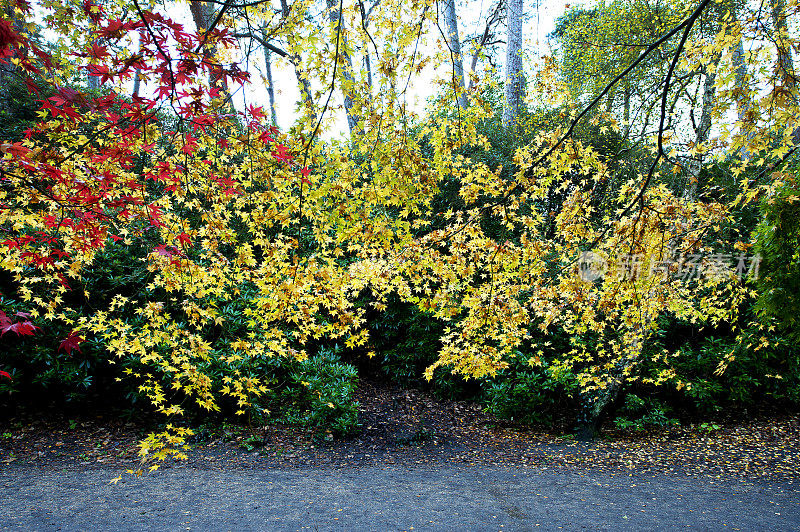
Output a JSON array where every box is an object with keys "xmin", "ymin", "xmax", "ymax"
[
  {"xmin": 59, "ymin": 331, "xmax": 84, "ymax": 355},
  {"xmin": 82, "ymin": 0, "xmax": 103, "ymax": 21},
  {"xmin": 272, "ymin": 144, "xmax": 292, "ymax": 162},
  {"xmin": 2, "ymin": 142, "xmax": 31, "ymax": 157},
  {"xmin": 24, "ymin": 77, "xmax": 39, "ymax": 95},
  {"xmin": 248, "ymin": 104, "xmax": 265, "ymax": 119},
  {"xmin": 147, "ymin": 204, "xmax": 164, "ymax": 227},
  {"xmin": 88, "ymin": 42, "xmax": 110, "ymax": 60},
  {"xmin": 98, "ymin": 19, "xmax": 124, "ymax": 39},
  {"xmin": 180, "ymin": 133, "xmax": 197, "ymax": 154},
  {"xmin": 176, "ymin": 232, "xmax": 191, "ymax": 247},
  {"xmin": 154, "ymin": 244, "xmax": 183, "ymax": 257},
  {"xmin": 1, "ymin": 319, "xmax": 40, "ymax": 337},
  {"xmin": 259, "ymin": 131, "xmax": 274, "ymax": 144}
]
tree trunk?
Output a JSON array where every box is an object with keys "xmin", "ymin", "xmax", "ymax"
[
  {"xmin": 769, "ymin": 0, "xmax": 799, "ymax": 144},
  {"xmin": 696, "ymin": 68, "xmax": 715, "ymax": 149},
  {"xmin": 573, "ymin": 322, "xmax": 653, "ymax": 439},
  {"xmin": 291, "ymin": 57, "xmax": 316, "ymax": 122},
  {"xmin": 573, "ymin": 281, "xmax": 661, "ymax": 439},
  {"xmin": 574, "ymin": 378, "xmax": 623, "ymax": 440},
  {"xmin": 327, "ymin": 0, "xmax": 362, "ymax": 137},
  {"xmin": 189, "ymin": 0, "xmax": 231, "ymax": 106},
  {"xmin": 770, "ymin": 0, "xmax": 796, "ymax": 92},
  {"xmin": 364, "ymin": 51, "xmax": 373, "ymax": 90},
  {"xmin": 132, "ymin": 30, "xmax": 144, "ymax": 98},
  {"xmin": 502, "ymin": 0, "xmax": 524, "ymax": 128},
  {"xmin": 623, "ymin": 81, "xmax": 630, "ymax": 129},
  {"xmin": 357, "ymin": 0, "xmax": 378, "ymax": 103},
  {"xmin": 732, "ymin": 38, "xmax": 752, "ymax": 161},
  {"xmin": 87, "ymin": 0, "xmax": 104, "ymax": 90},
  {"xmin": 443, "ymin": 0, "xmax": 467, "ymax": 110},
  {"xmin": 605, "ymin": 85, "xmax": 615, "ymax": 114},
  {"xmin": 262, "ymin": 30, "xmax": 278, "ymax": 126},
  {"xmin": 685, "ymin": 56, "xmax": 719, "ymax": 200},
  {"xmin": 279, "ymin": 0, "xmax": 316, "ymax": 124}
]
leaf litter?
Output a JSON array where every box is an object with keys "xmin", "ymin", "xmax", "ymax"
[{"xmin": 1, "ymin": 379, "xmax": 798, "ymax": 485}]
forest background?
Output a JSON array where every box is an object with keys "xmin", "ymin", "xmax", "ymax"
[{"xmin": 0, "ymin": 0, "xmax": 798, "ymax": 469}]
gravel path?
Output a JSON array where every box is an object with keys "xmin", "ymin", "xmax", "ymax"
[{"xmin": 2, "ymin": 463, "xmax": 799, "ymax": 530}]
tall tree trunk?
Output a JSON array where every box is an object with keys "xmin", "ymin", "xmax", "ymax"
[
  {"xmin": 357, "ymin": 0, "xmax": 379, "ymax": 103},
  {"xmin": 467, "ymin": 38, "xmax": 485, "ymax": 91},
  {"xmin": 87, "ymin": 0, "xmax": 105, "ymax": 90},
  {"xmin": 770, "ymin": 0, "xmax": 796, "ymax": 92},
  {"xmin": 502, "ymin": 0, "xmax": 524, "ymax": 128},
  {"xmin": 87, "ymin": 66, "xmax": 100, "ymax": 90},
  {"xmin": 291, "ymin": 55, "xmax": 316, "ymax": 122},
  {"xmin": 769, "ymin": 0, "xmax": 799, "ymax": 145},
  {"xmin": 698, "ymin": 67, "xmax": 718, "ymax": 145},
  {"xmin": 621, "ymin": 80, "xmax": 631, "ymax": 138},
  {"xmin": 279, "ymin": 0, "xmax": 316, "ymax": 124},
  {"xmin": 190, "ymin": 0, "xmax": 231, "ymax": 106},
  {"xmin": 262, "ymin": 30, "xmax": 278, "ymax": 126},
  {"xmin": 443, "ymin": 0, "xmax": 467, "ymax": 110},
  {"xmin": 605, "ymin": 85, "xmax": 615, "ymax": 114},
  {"xmin": 326, "ymin": 0, "xmax": 362, "ymax": 137},
  {"xmin": 685, "ymin": 59, "xmax": 718, "ymax": 200},
  {"xmin": 732, "ymin": 38, "xmax": 752, "ymax": 161},
  {"xmin": 132, "ymin": 71, "xmax": 141, "ymax": 98},
  {"xmin": 132, "ymin": 30, "xmax": 144, "ymax": 98},
  {"xmin": 364, "ymin": 52, "xmax": 373, "ymax": 90}
]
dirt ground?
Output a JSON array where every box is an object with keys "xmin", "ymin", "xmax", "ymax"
[
  {"xmin": 2, "ymin": 380, "xmax": 800, "ymax": 530},
  {"xmin": 2, "ymin": 379, "xmax": 799, "ymax": 484}
]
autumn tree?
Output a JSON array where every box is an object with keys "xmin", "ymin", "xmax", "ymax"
[
  {"xmin": 502, "ymin": 0, "xmax": 523, "ymax": 127},
  {"xmin": 551, "ymin": 1, "xmax": 687, "ymax": 138},
  {"xmin": 1, "ymin": 0, "xmax": 799, "ymax": 463}
]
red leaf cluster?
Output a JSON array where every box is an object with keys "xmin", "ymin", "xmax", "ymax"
[
  {"xmin": 0, "ymin": 310, "xmax": 39, "ymax": 337},
  {"xmin": 59, "ymin": 331, "xmax": 84, "ymax": 355},
  {"xmin": 0, "ymin": 18, "xmax": 22, "ymax": 58}
]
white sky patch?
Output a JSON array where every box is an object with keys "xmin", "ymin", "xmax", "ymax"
[
  {"xmin": 56, "ymin": 0, "xmax": 571, "ymax": 137},
  {"xmin": 228, "ymin": 0, "xmax": 572, "ymax": 137}
]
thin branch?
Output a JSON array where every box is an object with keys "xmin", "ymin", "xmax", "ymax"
[
  {"xmin": 232, "ymin": 32, "xmax": 288, "ymax": 57},
  {"xmin": 297, "ymin": 0, "xmax": 345, "ymax": 234},
  {"xmin": 427, "ymin": 0, "xmax": 713, "ymax": 251},
  {"xmin": 193, "ymin": 0, "xmax": 235, "ymax": 56},
  {"xmin": 489, "ymin": 0, "xmax": 713, "ymax": 213}
]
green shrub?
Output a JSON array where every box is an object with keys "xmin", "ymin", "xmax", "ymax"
[
  {"xmin": 363, "ymin": 294, "xmax": 477, "ymax": 399},
  {"xmin": 0, "ymin": 293, "xmax": 120, "ymax": 406},
  {"xmin": 480, "ymin": 348, "xmax": 577, "ymax": 425},
  {"xmin": 612, "ymin": 393, "xmax": 678, "ymax": 431},
  {"xmin": 753, "ymin": 172, "xmax": 800, "ymax": 342},
  {"xmin": 636, "ymin": 312, "xmax": 800, "ymax": 417},
  {"xmin": 284, "ymin": 348, "xmax": 360, "ymax": 436}
]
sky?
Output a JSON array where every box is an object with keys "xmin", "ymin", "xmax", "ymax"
[
  {"xmin": 229, "ymin": 0, "xmax": 574, "ymax": 136},
  {"xmin": 42, "ymin": 0, "xmax": 574, "ymax": 136}
]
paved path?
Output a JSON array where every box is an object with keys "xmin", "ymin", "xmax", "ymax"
[{"xmin": 2, "ymin": 464, "xmax": 799, "ymax": 530}]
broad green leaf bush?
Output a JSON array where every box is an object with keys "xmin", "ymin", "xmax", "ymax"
[{"xmin": 284, "ymin": 348, "xmax": 360, "ymax": 437}]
